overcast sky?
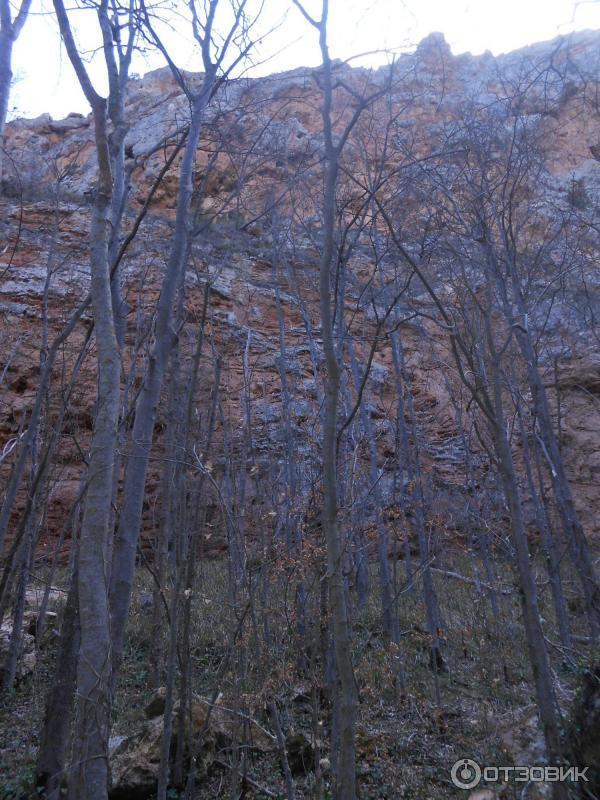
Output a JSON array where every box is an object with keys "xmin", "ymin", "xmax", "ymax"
[{"xmin": 9, "ymin": 0, "xmax": 600, "ymax": 120}]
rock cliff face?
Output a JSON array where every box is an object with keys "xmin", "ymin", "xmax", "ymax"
[{"xmin": 1, "ymin": 30, "xmax": 600, "ymax": 554}]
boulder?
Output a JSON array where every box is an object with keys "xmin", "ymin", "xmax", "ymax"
[
  {"xmin": 109, "ymin": 716, "xmax": 170, "ymax": 800},
  {"xmin": 496, "ymin": 707, "xmax": 550, "ymax": 800},
  {"xmin": 110, "ymin": 692, "xmax": 274, "ymax": 798},
  {"xmin": 144, "ymin": 686, "xmax": 167, "ymax": 719},
  {"xmin": 0, "ymin": 593, "xmax": 62, "ymax": 686},
  {"xmin": 0, "ymin": 621, "xmax": 38, "ymax": 686}
]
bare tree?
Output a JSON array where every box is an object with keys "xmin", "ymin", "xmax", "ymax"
[
  {"xmin": 109, "ymin": 0, "xmax": 264, "ymax": 699},
  {"xmin": 289, "ymin": 1, "xmax": 361, "ymax": 794},
  {"xmin": 51, "ymin": 0, "xmax": 138, "ymax": 794},
  {"xmin": 371, "ymin": 114, "xmax": 569, "ymax": 788},
  {"xmin": 0, "ymin": 0, "xmax": 31, "ymax": 183}
]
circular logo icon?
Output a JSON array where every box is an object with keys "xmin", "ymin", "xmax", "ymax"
[{"xmin": 451, "ymin": 758, "xmax": 482, "ymax": 790}]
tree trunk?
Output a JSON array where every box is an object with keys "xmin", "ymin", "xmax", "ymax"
[
  {"xmin": 494, "ymin": 425, "xmax": 565, "ymax": 777},
  {"xmin": 318, "ymin": 65, "xmax": 358, "ymax": 800},
  {"xmin": 69, "ymin": 169, "xmax": 120, "ymax": 799},
  {"xmin": 516, "ymin": 397, "xmax": 573, "ymax": 651},
  {"xmin": 47, "ymin": 6, "xmax": 124, "ymax": 780},
  {"xmin": 0, "ymin": 0, "xmax": 32, "ymax": 184},
  {"xmin": 484, "ymin": 320, "xmax": 565, "ymax": 785},
  {"xmin": 109, "ymin": 78, "xmax": 215, "ymax": 670},
  {"xmin": 514, "ymin": 321, "xmax": 600, "ymax": 639},
  {"xmin": 0, "ymin": 28, "xmax": 13, "ymax": 185},
  {"xmin": 36, "ymin": 554, "xmax": 80, "ymax": 799}
]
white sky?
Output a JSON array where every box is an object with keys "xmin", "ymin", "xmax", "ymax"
[{"xmin": 9, "ymin": 0, "xmax": 600, "ymax": 120}]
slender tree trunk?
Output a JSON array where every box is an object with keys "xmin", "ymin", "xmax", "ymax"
[
  {"xmin": 69, "ymin": 170, "xmax": 120, "ymax": 800},
  {"xmin": 318, "ymin": 54, "xmax": 358, "ymax": 800},
  {"xmin": 0, "ymin": 0, "xmax": 32, "ymax": 183},
  {"xmin": 483, "ymin": 318, "xmax": 565, "ymax": 787},
  {"xmin": 36, "ymin": 550, "xmax": 80, "ymax": 799},
  {"xmin": 514, "ymin": 322, "xmax": 600, "ymax": 638},
  {"xmin": 1, "ymin": 515, "xmax": 34, "ymax": 690},
  {"xmin": 156, "ymin": 551, "xmax": 183, "ymax": 800},
  {"xmin": 0, "ymin": 28, "xmax": 13, "ymax": 184},
  {"xmin": 348, "ymin": 337, "xmax": 395, "ymax": 639},
  {"xmin": 175, "ymin": 326, "xmax": 219, "ymax": 786},
  {"xmin": 491, "ymin": 239, "xmax": 600, "ymax": 637},
  {"xmin": 396, "ymin": 336, "xmax": 445, "ymax": 701},
  {"xmin": 516, "ymin": 397, "xmax": 572, "ymax": 651},
  {"xmin": 110, "ymin": 78, "xmax": 215, "ymax": 670},
  {"xmin": 49, "ymin": 9, "xmax": 124, "ymax": 786},
  {"xmin": 494, "ymin": 425, "xmax": 565, "ymax": 775}
]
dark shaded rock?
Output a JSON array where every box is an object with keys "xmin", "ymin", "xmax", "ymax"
[
  {"xmin": 144, "ymin": 686, "xmax": 166, "ymax": 719},
  {"xmin": 286, "ymin": 731, "xmax": 315, "ymax": 776},
  {"xmin": 568, "ymin": 662, "xmax": 600, "ymax": 798}
]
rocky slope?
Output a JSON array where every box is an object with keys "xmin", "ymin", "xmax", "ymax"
[{"xmin": 1, "ymin": 30, "xmax": 600, "ymax": 555}]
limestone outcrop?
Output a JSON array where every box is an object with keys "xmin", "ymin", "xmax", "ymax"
[{"xmin": 1, "ymin": 30, "xmax": 600, "ymax": 554}]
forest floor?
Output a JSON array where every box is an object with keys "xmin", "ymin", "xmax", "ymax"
[{"xmin": 0, "ymin": 548, "xmax": 597, "ymax": 799}]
